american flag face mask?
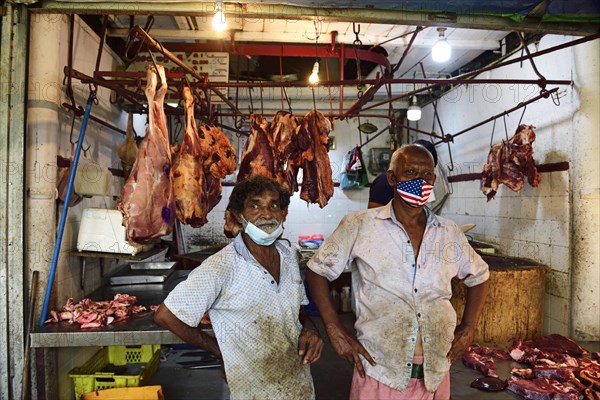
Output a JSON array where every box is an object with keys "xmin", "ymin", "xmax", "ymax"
[{"xmin": 396, "ymin": 178, "xmax": 434, "ymax": 207}]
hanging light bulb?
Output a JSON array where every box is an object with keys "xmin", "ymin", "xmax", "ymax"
[
  {"xmin": 432, "ymin": 27, "xmax": 451, "ymax": 63},
  {"xmin": 309, "ymin": 61, "xmax": 319, "ymax": 84},
  {"xmin": 407, "ymin": 96, "xmax": 421, "ymax": 121},
  {"xmin": 212, "ymin": 0, "xmax": 227, "ymax": 31}
]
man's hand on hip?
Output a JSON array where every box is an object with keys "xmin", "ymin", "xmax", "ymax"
[
  {"xmin": 447, "ymin": 324, "xmax": 476, "ymax": 363},
  {"xmin": 298, "ymin": 327, "xmax": 324, "ymax": 365},
  {"xmin": 325, "ymin": 322, "xmax": 376, "ymax": 378}
]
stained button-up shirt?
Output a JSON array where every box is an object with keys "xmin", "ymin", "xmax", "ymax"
[
  {"xmin": 164, "ymin": 234, "xmax": 315, "ymax": 400},
  {"xmin": 307, "ymin": 202, "xmax": 489, "ymax": 392}
]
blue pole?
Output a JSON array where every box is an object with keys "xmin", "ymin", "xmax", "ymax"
[{"xmin": 39, "ymin": 92, "xmax": 96, "ymax": 326}]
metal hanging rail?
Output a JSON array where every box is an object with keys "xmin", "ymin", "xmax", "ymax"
[
  {"xmin": 434, "ymin": 87, "xmax": 559, "ymax": 145},
  {"xmin": 356, "ymin": 32, "xmax": 599, "ymax": 114},
  {"xmin": 126, "ymin": 25, "xmax": 242, "ymax": 115},
  {"xmin": 86, "ymin": 76, "xmax": 571, "ymax": 89}
]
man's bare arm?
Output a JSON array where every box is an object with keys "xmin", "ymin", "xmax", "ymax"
[
  {"xmin": 306, "ymin": 269, "xmax": 375, "ymax": 377},
  {"xmin": 154, "ymin": 304, "xmax": 221, "ymax": 360},
  {"xmin": 447, "ymin": 280, "xmax": 489, "ymax": 362}
]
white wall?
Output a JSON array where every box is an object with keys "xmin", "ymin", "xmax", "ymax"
[
  {"xmin": 419, "ymin": 35, "xmax": 599, "ymax": 339},
  {"xmin": 27, "ymin": 14, "xmax": 127, "ymax": 399}
]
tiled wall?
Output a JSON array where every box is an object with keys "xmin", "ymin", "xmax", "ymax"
[
  {"xmin": 419, "ymin": 35, "xmax": 583, "ymax": 336},
  {"xmin": 184, "ymin": 185, "xmax": 371, "ymax": 252}
]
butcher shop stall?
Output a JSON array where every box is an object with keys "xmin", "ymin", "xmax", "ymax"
[{"xmin": 0, "ymin": 0, "xmax": 599, "ymax": 398}]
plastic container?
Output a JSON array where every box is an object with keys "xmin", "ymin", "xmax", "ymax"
[
  {"xmin": 75, "ymin": 158, "xmax": 112, "ymax": 196},
  {"xmin": 77, "ymin": 208, "xmax": 152, "ymax": 255},
  {"xmin": 69, "ymin": 345, "xmax": 161, "ymax": 400},
  {"xmin": 80, "ymin": 385, "xmax": 164, "ymax": 400}
]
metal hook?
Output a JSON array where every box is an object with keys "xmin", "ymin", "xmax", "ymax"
[
  {"xmin": 124, "ymin": 26, "xmax": 146, "ymax": 63},
  {"xmin": 248, "ymin": 87, "xmax": 254, "ymax": 114},
  {"xmin": 502, "ymin": 114, "xmax": 509, "ymax": 141},
  {"xmin": 259, "ymin": 83, "xmax": 264, "ymax": 115},
  {"xmin": 490, "ymin": 119, "xmax": 497, "ymax": 148},
  {"xmin": 518, "ymin": 104, "xmax": 527, "ymax": 127},
  {"xmin": 446, "ymin": 141, "xmax": 454, "ymax": 172},
  {"xmin": 353, "ymin": 22, "xmax": 360, "ymax": 36},
  {"xmin": 148, "ymin": 49, "xmax": 163, "ymax": 91},
  {"xmin": 69, "ymin": 111, "xmax": 78, "ymax": 145},
  {"xmin": 282, "ymin": 86, "xmax": 293, "ymax": 114},
  {"xmin": 551, "ymin": 90, "xmax": 561, "ymax": 106}
]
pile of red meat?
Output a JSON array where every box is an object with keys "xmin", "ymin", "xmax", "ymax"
[
  {"xmin": 45, "ymin": 294, "xmax": 148, "ymax": 328},
  {"xmin": 463, "ymin": 334, "xmax": 600, "ymax": 399},
  {"xmin": 481, "ymin": 124, "xmax": 541, "ymax": 201},
  {"xmin": 224, "ymin": 109, "xmax": 334, "ymax": 237}
]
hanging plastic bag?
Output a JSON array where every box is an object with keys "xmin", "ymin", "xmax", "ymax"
[{"xmin": 340, "ymin": 146, "xmax": 369, "ymax": 190}]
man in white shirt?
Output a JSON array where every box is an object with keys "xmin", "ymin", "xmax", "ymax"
[
  {"xmin": 155, "ymin": 175, "xmax": 323, "ymax": 400},
  {"xmin": 306, "ymin": 144, "xmax": 489, "ymax": 399}
]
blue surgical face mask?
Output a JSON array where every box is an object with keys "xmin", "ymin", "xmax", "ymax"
[{"xmin": 241, "ymin": 216, "xmax": 283, "ymax": 246}]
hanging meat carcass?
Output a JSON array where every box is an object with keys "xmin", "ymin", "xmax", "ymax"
[
  {"xmin": 297, "ymin": 110, "xmax": 334, "ymax": 208},
  {"xmin": 172, "ymin": 86, "xmax": 209, "ymax": 227},
  {"xmin": 197, "ymin": 125, "xmax": 237, "ymax": 180},
  {"xmin": 118, "ymin": 65, "xmax": 174, "ymax": 243},
  {"xmin": 237, "ymin": 115, "xmax": 278, "ymax": 181},
  {"xmin": 271, "ymin": 111, "xmax": 302, "ymax": 193},
  {"xmin": 481, "ymin": 124, "xmax": 541, "ymax": 201},
  {"xmin": 117, "ymin": 112, "xmax": 138, "ymax": 178},
  {"xmin": 225, "ymin": 115, "xmax": 277, "ymax": 237}
]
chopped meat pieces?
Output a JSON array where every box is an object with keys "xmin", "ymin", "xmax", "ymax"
[
  {"xmin": 462, "ymin": 346, "xmax": 499, "ymax": 378},
  {"xmin": 45, "ymin": 294, "xmax": 148, "ymax": 328}
]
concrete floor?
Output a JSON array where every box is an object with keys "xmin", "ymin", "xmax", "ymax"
[{"xmin": 151, "ymin": 315, "xmax": 600, "ymax": 400}]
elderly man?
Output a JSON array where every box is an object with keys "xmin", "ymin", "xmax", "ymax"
[
  {"xmin": 306, "ymin": 144, "xmax": 489, "ymax": 399},
  {"xmin": 155, "ymin": 175, "xmax": 323, "ymax": 400}
]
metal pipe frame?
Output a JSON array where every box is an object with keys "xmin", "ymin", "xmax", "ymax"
[
  {"xmin": 127, "ymin": 26, "xmax": 243, "ymax": 115},
  {"xmin": 88, "ymin": 76, "xmax": 571, "ymax": 88},
  {"xmin": 434, "ymin": 87, "xmax": 559, "ymax": 144},
  {"xmin": 357, "ymin": 33, "xmax": 599, "ymax": 114}
]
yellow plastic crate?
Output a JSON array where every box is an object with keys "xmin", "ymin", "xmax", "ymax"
[
  {"xmin": 69, "ymin": 345, "xmax": 161, "ymax": 400},
  {"xmin": 80, "ymin": 386, "xmax": 164, "ymax": 400}
]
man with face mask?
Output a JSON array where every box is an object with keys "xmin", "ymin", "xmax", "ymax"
[
  {"xmin": 155, "ymin": 175, "xmax": 323, "ymax": 400},
  {"xmin": 306, "ymin": 145, "xmax": 489, "ymax": 400}
]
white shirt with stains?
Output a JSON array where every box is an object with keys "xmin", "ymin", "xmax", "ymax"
[
  {"xmin": 164, "ymin": 235, "xmax": 315, "ymax": 400},
  {"xmin": 307, "ymin": 203, "xmax": 489, "ymax": 392}
]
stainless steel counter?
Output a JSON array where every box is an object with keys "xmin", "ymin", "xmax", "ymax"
[{"xmin": 31, "ymin": 270, "xmax": 198, "ymax": 348}]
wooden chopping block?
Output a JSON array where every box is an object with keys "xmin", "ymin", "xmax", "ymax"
[
  {"xmin": 81, "ymin": 386, "xmax": 164, "ymax": 400},
  {"xmin": 450, "ymin": 254, "xmax": 549, "ymax": 344}
]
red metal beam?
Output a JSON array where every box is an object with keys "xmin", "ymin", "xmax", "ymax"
[
  {"xmin": 140, "ymin": 42, "xmax": 391, "ymax": 71},
  {"xmin": 447, "ymin": 161, "xmax": 569, "ymax": 183}
]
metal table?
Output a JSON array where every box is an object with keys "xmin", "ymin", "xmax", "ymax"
[{"xmin": 30, "ymin": 270, "xmax": 197, "ymax": 348}]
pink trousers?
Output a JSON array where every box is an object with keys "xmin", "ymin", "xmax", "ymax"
[{"xmin": 349, "ymin": 356, "xmax": 451, "ymax": 400}]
